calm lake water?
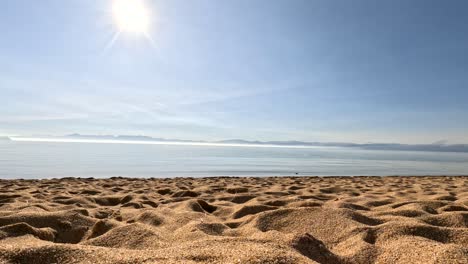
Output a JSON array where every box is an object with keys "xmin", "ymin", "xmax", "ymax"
[{"xmin": 1, "ymin": 140, "xmax": 468, "ymax": 179}]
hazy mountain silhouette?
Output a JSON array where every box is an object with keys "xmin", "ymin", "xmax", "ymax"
[
  {"xmin": 66, "ymin": 134, "xmax": 202, "ymax": 143},
  {"xmin": 10, "ymin": 134, "xmax": 466, "ymax": 153}
]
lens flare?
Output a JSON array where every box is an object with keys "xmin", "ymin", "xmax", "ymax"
[{"xmin": 112, "ymin": 0, "xmax": 150, "ymax": 34}]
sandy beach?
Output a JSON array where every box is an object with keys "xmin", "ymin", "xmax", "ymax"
[{"xmin": 0, "ymin": 176, "xmax": 466, "ymax": 263}]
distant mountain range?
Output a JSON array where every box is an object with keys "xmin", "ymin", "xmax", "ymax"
[
  {"xmin": 215, "ymin": 139, "xmax": 468, "ymax": 153},
  {"xmin": 65, "ymin": 133, "xmax": 203, "ymax": 143},
  {"xmin": 7, "ymin": 134, "xmax": 468, "ymax": 153},
  {"xmin": 66, "ymin": 134, "xmax": 468, "ymax": 153}
]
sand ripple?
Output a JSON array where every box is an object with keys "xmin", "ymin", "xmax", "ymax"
[{"xmin": 0, "ymin": 176, "xmax": 467, "ymax": 263}]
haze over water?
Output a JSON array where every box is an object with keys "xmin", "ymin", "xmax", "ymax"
[{"xmin": 1, "ymin": 140, "xmax": 467, "ymax": 179}]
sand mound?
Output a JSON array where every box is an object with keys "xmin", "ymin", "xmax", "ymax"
[
  {"xmin": 291, "ymin": 233, "xmax": 342, "ymax": 263},
  {"xmin": 0, "ymin": 223, "xmax": 56, "ymax": 241},
  {"xmin": 0, "ymin": 176, "xmax": 467, "ymax": 263},
  {"xmin": 83, "ymin": 223, "xmax": 165, "ymax": 249}
]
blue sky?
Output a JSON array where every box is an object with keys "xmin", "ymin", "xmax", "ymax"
[{"xmin": 1, "ymin": 0, "xmax": 468, "ymax": 143}]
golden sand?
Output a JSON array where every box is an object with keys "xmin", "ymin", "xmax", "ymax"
[{"xmin": 0, "ymin": 176, "xmax": 467, "ymax": 263}]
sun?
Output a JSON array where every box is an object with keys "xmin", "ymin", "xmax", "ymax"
[{"xmin": 112, "ymin": 0, "xmax": 150, "ymax": 34}]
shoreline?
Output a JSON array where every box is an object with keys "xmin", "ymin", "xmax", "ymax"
[{"xmin": 2, "ymin": 175, "xmax": 468, "ymax": 180}]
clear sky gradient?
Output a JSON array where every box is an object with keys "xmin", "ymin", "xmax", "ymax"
[{"xmin": 1, "ymin": 0, "xmax": 468, "ymax": 143}]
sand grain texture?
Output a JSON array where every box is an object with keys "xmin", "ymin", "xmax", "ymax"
[{"xmin": 0, "ymin": 176, "xmax": 467, "ymax": 263}]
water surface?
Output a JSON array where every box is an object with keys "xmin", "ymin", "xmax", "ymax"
[{"xmin": 1, "ymin": 140, "xmax": 467, "ymax": 178}]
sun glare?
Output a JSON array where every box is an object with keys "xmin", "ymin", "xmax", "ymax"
[{"xmin": 112, "ymin": 0, "xmax": 150, "ymax": 34}]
